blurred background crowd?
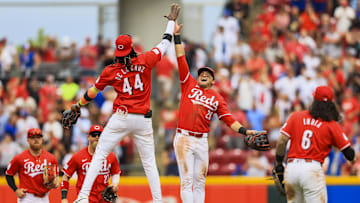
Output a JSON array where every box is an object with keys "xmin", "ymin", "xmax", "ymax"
[{"xmin": 0, "ymin": 0, "xmax": 360, "ymax": 178}]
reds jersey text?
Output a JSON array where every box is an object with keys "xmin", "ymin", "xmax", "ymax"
[{"xmin": 6, "ymin": 150, "xmax": 58, "ymax": 195}]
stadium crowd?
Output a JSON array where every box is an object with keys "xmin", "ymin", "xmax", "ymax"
[{"xmin": 0, "ymin": 0, "xmax": 360, "ymax": 177}]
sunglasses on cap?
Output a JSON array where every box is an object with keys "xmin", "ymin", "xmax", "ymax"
[{"xmin": 89, "ymin": 131, "xmax": 101, "ymax": 137}]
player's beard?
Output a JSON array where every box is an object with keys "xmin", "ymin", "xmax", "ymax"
[{"xmin": 30, "ymin": 141, "xmax": 43, "ymax": 151}]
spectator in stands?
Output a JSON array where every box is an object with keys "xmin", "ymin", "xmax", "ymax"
[
  {"xmin": 59, "ymin": 75, "xmax": 79, "ymax": 109},
  {"xmin": 161, "ymin": 144, "xmax": 179, "ymax": 176},
  {"xmin": 235, "ymin": 72, "xmax": 255, "ymax": 111},
  {"xmin": 334, "ymin": 0, "xmax": 356, "ymax": 33},
  {"xmin": 0, "ymin": 38, "xmax": 16, "ymax": 77},
  {"xmin": 15, "ymin": 109, "xmax": 39, "ymax": 148},
  {"xmin": 230, "ymin": 36, "xmax": 252, "ymax": 62},
  {"xmin": 4, "ymin": 113, "xmax": 18, "ymax": 141},
  {"xmin": 155, "ymin": 54, "xmax": 176, "ymax": 105},
  {"xmin": 56, "ymin": 36, "xmax": 76, "ymax": 76},
  {"xmin": 72, "ymin": 108, "xmax": 91, "ymax": 151},
  {"xmin": 246, "ymin": 103, "xmax": 265, "ymax": 131},
  {"xmin": 214, "ymin": 68, "xmax": 233, "ymax": 103},
  {"xmin": 341, "ymin": 88, "xmax": 360, "ymax": 132},
  {"xmin": 289, "ymin": 5, "xmax": 301, "ymax": 32},
  {"xmin": 212, "ymin": 25, "xmax": 232, "ymax": 66},
  {"xmin": 0, "ymin": 103, "xmax": 9, "ymax": 141},
  {"xmin": 42, "ymin": 111, "xmax": 63, "ymax": 151},
  {"xmin": 39, "ymin": 75, "xmax": 58, "ymax": 122},
  {"xmin": 299, "ymin": 4, "xmax": 320, "ymax": 34},
  {"xmin": 246, "ymin": 150, "xmax": 269, "ymax": 176},
  {"xmin": 322, "ymin": 20, "xmax": 342, "ymax": 59},
  {"xmin": 42, "ymin": 37, "xmax": 57, "ymax": 63},
  {"xmin": 0, "ymin": 134, "xmax": 22, "ymax": 175},
  {"xmin": 79, "ymin": 37, "xmax": 98, "ymax": 76},
  {"xmin": 218, "ymin": 9, "xmax": 241, "ymax": 47}
]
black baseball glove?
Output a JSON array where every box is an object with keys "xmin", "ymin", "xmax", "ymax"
[
  {"xmin": 244, "ymin": 130, "xmax": 270, "ymax": 151},
  {"xmin": 101, "ymin": 186, "xmax": 118, "ymax": 202},
  {"xmin": 62, "ymin": 104, "xmax": 81, "ymax": 129},
  {"xmin": 272, "ymin": 164, "xmax": 286, "ymax": 196}
]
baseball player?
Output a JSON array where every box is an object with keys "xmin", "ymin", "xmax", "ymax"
[
  {"xmin": 173, "ymin": 21, "xmax": 269, "ymax": 203},
  {"xmin": 66, "ymin": 4, "xmax": 181, "ymax": 203},
  {"xmin": 5, "ymin": 128, "xmax": 59, "ymax": 203},
  {"xmin": 274, "ymin": 86, "xmax": 356, "ymax": 203},
  {"xmin": 61, "ymin": 124, "xmax": 120, "ymax": 203}
]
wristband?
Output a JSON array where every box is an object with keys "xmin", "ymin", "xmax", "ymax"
[
  {"xmin": 61, "ymin": 190, "xmax": 68, "ymax": 199},
  {"xmin": 238, "ymin": 127, "xmax": 247, "ymax": 135},
  {"xmin": 174, "ymin": 35, "xmax": 181, "ymax": 44}
]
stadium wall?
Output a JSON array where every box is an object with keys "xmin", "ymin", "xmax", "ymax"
[{"xmin": 0, "ymin": 176, "xmax": 359, "ymax": 202}]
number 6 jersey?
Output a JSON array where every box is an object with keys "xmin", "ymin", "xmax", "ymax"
[
  {"xmin": 281, "ymin": 110, "xmax": 351, "ymax": 163},
  {"xmin": 176, "ymin": 55, "xmax": 236, "ymax": 133}
]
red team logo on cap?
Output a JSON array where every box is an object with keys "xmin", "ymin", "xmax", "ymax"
[
  {"xmin": 115, "ymin": 35, "xmax": 133, "ymax": 57},
  {"xmin": 313, "ymin": 86, "xmax": 334, "ymax": 102}
]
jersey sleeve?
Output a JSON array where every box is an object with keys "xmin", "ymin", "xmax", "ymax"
[
  {"xmin": 5, "ymin": 155, "xmax": 20, "ymax": 176},
  {"xmin": 62, "ymin": 155, "xmax": 77, "ymax": 177},
  {"xmin": 109, "ymin": 153, "xmax": 121, "ymax": 175},
  {"xmin": 329, "ymin": 122, "xmax": 351, "ymax": 151},
  {"xmin": 280, "ymin": 112, "xmax": 296, "ymax": 137},
  {"xmin": 94, "ymin": 67, "xmax": 112, "ymax": 91},
  {"xmin": 141, "ymin": 48, "xmax": 162, "ymax": 69},
  {"xmin": 217, "ymin": 96, "xmax": 236, "ymax": 127},
  {"xmin": 177, "ymin": 55, "xmax": 191, "ymax": 84}
]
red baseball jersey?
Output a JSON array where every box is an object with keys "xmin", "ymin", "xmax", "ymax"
[
  {"xmin": 94, "ymin": 48, "xmax": 162, "ymax": 114},
  {"xmin": 176, "ymin": 56, "xmax": 236, "ymax": 133},
  {"xmin": 281, "ymin": 110, "xmax": 351, "ymax": 163},
  {"xmin": 62, "ymin": 147, "xmax": 120, "ymax": 202},
  {"xmin": 6, "ymin": 149, "xmax": 58, "ymax": 196}
]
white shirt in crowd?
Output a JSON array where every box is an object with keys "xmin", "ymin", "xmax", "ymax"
[{"xmin": 334, "ymin": 5, "xmax": 355, "ymax": 32}]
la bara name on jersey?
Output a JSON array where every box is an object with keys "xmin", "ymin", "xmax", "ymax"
[
  {"xmin": 115, "ymin": 65, "xmax": 146, "ymax": 80},
  {"xmin": 81, "ymin": 160, "xmax": 111, "ymax": 175},
  {"xmin": 24, "ymin": 159, "xmax": 53, "ymax": 177},
  {"xmin": 188, "ymin": 88, "xmax": 219, "ymax": 111},
  {"xmin": 303, "ymin": 118, "xmax": 322, "ymax": 128}
]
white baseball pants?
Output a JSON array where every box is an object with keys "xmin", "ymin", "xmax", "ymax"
[
  {"xmin": 174, "ymin": 131, "xmax": 209, "ymax": 203},
  {"xmin": 78, "ymin": 113, "xmax": 162, "ymax": 203},
  {"xmin": 17, "ymin": 193, "xmax": 49, "ymax": 203},
  {"xmin": 285, "ymin": 158, "xmax": 327, "ymax": 203}
]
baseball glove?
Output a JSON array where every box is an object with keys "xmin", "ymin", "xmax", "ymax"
[
  {"xmin": 244, "ymin": 131, "xmax": 270, "ymax": 151},
  {"xmin": 101, "ymin": 186, "xmax": 118, "ymax": 202},
  {"xmin": 62, "ymin": 104, "xmax": 81, "ymax": 129},
  {"xmin": 43, "ymin": 164, "xmax": 57, "ymax": 188},
  {"xmin": 272, "ymin": 164, "xmax": 286, "ymax": 196}
]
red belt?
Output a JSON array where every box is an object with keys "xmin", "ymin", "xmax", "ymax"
[
  {"xmin": 177, "ymin": 129, "xmax": 206, "ymax": 138},
  {"xmin": 33, "ymin": 193, "xmax": 46, "ymax": 198},
  {"xmin": 288, "ymin": 158, "xmax": 313, "ymax": 163}
]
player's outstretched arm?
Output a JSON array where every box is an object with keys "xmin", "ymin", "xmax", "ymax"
[
  {"xmin": 62, "ymin": 86, "xmax": 99, "ymax": 129},
  {"xmin": 155, "ymin": 3, "xmax": 180, "ymax": 56}
]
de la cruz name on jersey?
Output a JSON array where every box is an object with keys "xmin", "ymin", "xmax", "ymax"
[
  {"xmin": 94, "ymin": 48, "xmax": 162, "ymax": 115},
  {"xmin": 176, "ymin": 55, "xmax": 234, "ymax": 133}
]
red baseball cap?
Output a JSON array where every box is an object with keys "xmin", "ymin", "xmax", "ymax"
[
  {"xmin": 114, "ymin": 35, "xmax": 133, "ymax": 57},
  {"xmin": 313, "ymin": 86, "xmax": 334, "ymax": 102},
  {"xmin": 198, "ymin": 67, "xmax": 215, "ymax": 79},
  {"xmin": 28, "ymin": 128, "xmax": 42, "ymax": 138},
  {"xmin": 89, "ymin": 124, "xmax": 103, "ymax": 134}
]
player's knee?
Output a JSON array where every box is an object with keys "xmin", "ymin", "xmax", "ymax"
[{"xmin": 181, "ymin": 176, "xmax": 193, "ymax": 191}]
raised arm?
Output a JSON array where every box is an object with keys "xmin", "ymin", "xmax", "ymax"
[
  {"xmin": 155, "ymin": 4, "xmax": 180, "ymax": 57},
  {"xmin": 173, "ymin": 20, "xmax": 191, "ymax": 83}
]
